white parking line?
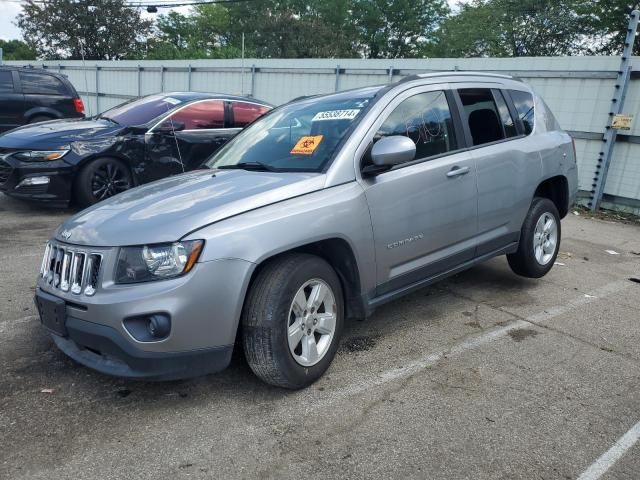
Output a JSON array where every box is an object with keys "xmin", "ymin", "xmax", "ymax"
[
  {"xmin": 577, "ymin": 420, "xmax": 640, "ymax": 480},
  {"xmin": 321, "ymin": 279, "xmax": 631, "ymax": 402}
]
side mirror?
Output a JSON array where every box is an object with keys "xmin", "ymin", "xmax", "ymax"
[
  {"xmin": 155, "ymin": 120, "xmax": 186, "ymax": 134},
  {"xmin": 363, "ymin": 136, "xmax": 416, "ymax": 176}
]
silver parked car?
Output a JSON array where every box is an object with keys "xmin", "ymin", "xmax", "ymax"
[{"xmin": 35, "ymin": 73, "xmax": 578, "ymax": 388}]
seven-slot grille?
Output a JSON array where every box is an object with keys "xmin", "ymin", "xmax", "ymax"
[{"xmin": 40, "ymin": 243, "xmax": 102, "ymax": 296}]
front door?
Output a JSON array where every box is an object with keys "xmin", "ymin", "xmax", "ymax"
[
  {"xmin": 359, "ymin": 88, "xmax": 478, "ymax": 295},
  {"xmin": 0, "ymin": 71, "xmax": 24, "ymax": 132},
  {"xmin": 143, "ymin": 99, "xmax": 236, "ymax": 183}
]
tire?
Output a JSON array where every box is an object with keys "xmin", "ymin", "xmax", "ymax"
[
  {"xmin": 74, "ymin": 157, "xmax": 133, "ymax": 207},
  {"xmin": 28, "ymin": 115, "xmax": 53, "ymax": 124},
  {"xmin": 242, "ymin": 253, "xmax": 344, "ymax": 389},
  {"xmin": 507, "ymin": 197, "xmax": 561, "ymax": 278}
]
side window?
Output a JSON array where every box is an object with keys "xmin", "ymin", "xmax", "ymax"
[
  {"xmin": 493, "ymin": 90, "xmax": 518, "ymax": 138},
  {"xmin": 509, "ymin": 90, "xmax": 535, "ymax": 135},
  {"xmin": 232, "ymin": 102, "xmax": 271, "ymax": 128},
  {"xmin": 168, "ymin": 100, "xmax": 225, "ymax": 130},
  {"xmin": 19, "ymin": 72, "xmax": 68, "ymax": 95},
  {"xmin": 375, "ymin": 90, "xmax": 458, "ymax": 162},
  {"xmin": 0, "ymin": 71, "xmax": 14, "ymax": 93},
  {"xmin": 458, "ymin": 88, "xmax": 505, "ymax": 146}
]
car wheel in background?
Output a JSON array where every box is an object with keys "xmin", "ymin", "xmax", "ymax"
[
  {"xmin": 507, "ymin": 197, "xmax": 561, "ymax": 278},
  {"xmin": 242, "ymin": 253, "xmax": 344, "ymax": 389},
  {"xmin": 74, "ymin": 157, "xmax": 133, "ymax": 207}
]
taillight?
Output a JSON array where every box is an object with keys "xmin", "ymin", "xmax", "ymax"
[
  {"xmin": 73, "ymin": 97, "xmax": 85, "ymax": 114},
  {"xmin": 571, "ymin": 137, "xmax": 577, "ymax": 162}
]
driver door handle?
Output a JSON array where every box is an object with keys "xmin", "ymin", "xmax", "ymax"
[{"xmin": 447, "ymin": 166, "xmax": 471, "ymax": 178}]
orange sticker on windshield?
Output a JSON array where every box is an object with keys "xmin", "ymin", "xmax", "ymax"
[{"xmin": 291, "ymin": 135, "xmax": 323, "ymax": 155}]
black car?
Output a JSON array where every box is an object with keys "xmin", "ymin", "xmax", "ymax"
[
  {"xmin": 0, "ymin": 66, "xmax": 85, "ymax": 132},
  {"xmin": 0, "ymin": 92, "xmax": 272, "ymax": 207}
]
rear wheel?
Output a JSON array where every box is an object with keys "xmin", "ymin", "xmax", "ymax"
[
  {"xmin": 242, "ymin": 253, "xmax": 344, "ymax": 389},
  {"xmin": 74, "ymin": 158, "xmax": 133, "ymax": 207},
  {"xmin": 507, "ymin": 197, "xmax": 561, "ymax": 278}
]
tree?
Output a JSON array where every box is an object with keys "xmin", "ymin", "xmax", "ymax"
[
  {"xmin": 352, "ymin": 0, "xmax": 450, "ymax": 58},
  {"xmin": 582, "ymin": 1, "xmax": 640, "ymax": 55},
  {"xmin": 432, "ymin": 0, "xmax": 604, "ymax": 57},
  {"xmin": 17, "ymin": 0, "xmax": 153, "ymax": 60},
  {"xmin": 0, "ymin": 40, "xmax": 36, "ymax": 60},
  {"xmin": 224, "ymin": 0, "xmax": 359, "ymax": 58},
  {"xmin": 145, "ymin": 5, "xmax": 242, "ymax": 59}
]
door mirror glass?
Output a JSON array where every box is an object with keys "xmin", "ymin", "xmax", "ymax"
[{"xmin": 371, "ymin": 135, "xmax": 416, "ymax": 166}]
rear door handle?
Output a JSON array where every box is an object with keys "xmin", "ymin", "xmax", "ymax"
[{"xmin": 447, "ymin": 166, "xmax": 471, "ymax": 178}]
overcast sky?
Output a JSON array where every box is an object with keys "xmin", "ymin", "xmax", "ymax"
[{"xmin": 0, "ymin": 0, "xmax": 466, "ymax": 43}]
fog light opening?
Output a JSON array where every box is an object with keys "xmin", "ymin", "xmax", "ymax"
[
  {"xmin": 148, "ymin": 315, "xmax": 171, "ymax": 339},
  {"xmin": 16, "ymin": 176, "xmax": 51, "ymax": 188}
]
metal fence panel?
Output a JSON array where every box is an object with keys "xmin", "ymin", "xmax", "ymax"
[{"xmin": 5, "ymin": 57, "xmax": 640, "ymax": 208}]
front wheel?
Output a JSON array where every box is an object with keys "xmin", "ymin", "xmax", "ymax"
[
  {"xmin": 74, "ymin": 157, "xmax": 133, "ymax": 207},
  {"xmin": 242, "ymin": 253, "xmax": 344, "ymax": 389},
  {"xmin": 507, "ymin": 197, "xmax": 561, "ymax": 278}
]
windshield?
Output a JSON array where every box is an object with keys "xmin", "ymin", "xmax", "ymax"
[
  {"xmin": 206, "ymin": 91, "xmax": 378, "ymax": 172},
  {"xmin": 98, "ymin": 94, "xmax": 185, "ymax": 126}
]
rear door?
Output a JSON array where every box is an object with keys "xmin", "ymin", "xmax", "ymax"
[
  {"xmin": 0, "ymin": 70, "xmax": 24, "ymax": 132},
  {"xmin": 229, "ymin": 100, "xmax": 271, "ymax": 128},
  {"xmin": 144, "ymin": 99, "xmax": 231, "ymax": 182},
  {"xmin": 455, "ymin": 86, "xmax": 540, "ymax": 256},
  {"xmin": 19, "ymin": 71, "xmax": 75, "ymax": 121}
]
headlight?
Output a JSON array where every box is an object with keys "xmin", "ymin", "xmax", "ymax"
[
  {"xmin": 115, "ymin": 240, "xmax": 204, "ymax": 284},
  {"xmin": 13, "ymin": 150, "xmax": 69, "ymax": 162}
]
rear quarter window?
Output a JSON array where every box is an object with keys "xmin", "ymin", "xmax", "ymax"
[
  {"xmin": 509, "ymin": 90, "xmax": 535, "ymax": 135},
  {"xmin": 19, "ymin": 72, "xmax": 69, "ymax": 95},
  {"xmin": 0, "ymin": 71, "xmax": 14, "ymax": 93}
]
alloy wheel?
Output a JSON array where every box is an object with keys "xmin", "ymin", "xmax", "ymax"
[
  {"xmin": 287, "ymin": 278, "xmax": 337, "ymax": 367},
  {"xmin": 533, "ymin": 212, "xmax": 558, "ymax": 266},
  {"xmin": 91, "ymin": 161, "xmax": 131, "ymax": 201}
]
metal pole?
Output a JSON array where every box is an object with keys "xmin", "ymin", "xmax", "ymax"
[
  {"xmin": 589, "ymin": 9, "xmax": 640, "ymax": 210},
  {"xmin": 335, "ymin": 64, "xmax": 341, "ymax": 92},
  {"xmin": 250, "ymin": 64, "xmax": 256, "ymax": 97},
  {"xmin": 187, "ymin": 64, "xmax": 192, "ymax": 91},
  {"xmin": 388, "ymin": 66, "xmax": 394, "ymax": 82},
  {"xmin": 160, "ymin": 66, "xmax": 165, "ymax": 92},
  {"xmin": 95, "ymin": 65, "xmax": 100, "ymax": 113},
  {"xmin": 137, "ymin": 65, "xmax": 142, "ymax": 97},
  {"xmin": 241, "ymin": 32, "xmax": 245, "ymax": 95},
  {"xmin": 0, "ymin": 48, "xmax": 3, "ymax": 64}
]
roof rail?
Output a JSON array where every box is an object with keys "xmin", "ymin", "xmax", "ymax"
[{"xmin": 397, "ymin": 71, "xmax": 514, "ymax": 85}]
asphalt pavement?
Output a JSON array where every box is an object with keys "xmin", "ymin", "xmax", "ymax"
[{"xmin": 1, "ymin": 193, "xmax": 639, "ymax": 480}]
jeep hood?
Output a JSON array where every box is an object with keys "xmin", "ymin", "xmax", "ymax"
[{"xmin": 55, "ymin": 169, "xmax": 325, "ymax": 246}]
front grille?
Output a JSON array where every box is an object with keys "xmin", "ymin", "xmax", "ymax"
[
  {"xmin": 40, "ymin": 243, "xmax": 103, "ymax": 296},
  {"xmin": 0, "ymin": 159, "xmax": 13, "ymax": 185}
]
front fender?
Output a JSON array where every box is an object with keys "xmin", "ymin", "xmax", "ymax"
[{"xmin": 183, "ymin": 182, "xmax": 377, "ymax": 296}]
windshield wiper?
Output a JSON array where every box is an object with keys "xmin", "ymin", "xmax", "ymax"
[{"xmin": 217, "ymin": 162, "xmax": 278, "ymax": 172}]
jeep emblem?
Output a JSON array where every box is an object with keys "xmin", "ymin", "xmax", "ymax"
[{"xmin": 60, "ymin": 229, "xmax": 72, "ymax": 240}]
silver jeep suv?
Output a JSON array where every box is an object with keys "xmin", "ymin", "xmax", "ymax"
[{"xmin": 35, "ymin": 73, "xmax": 578, "ymax": 389}]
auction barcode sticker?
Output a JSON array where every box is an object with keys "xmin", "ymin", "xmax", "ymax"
[{"xmin": 312, "ymin": 109, "xmax": 361, "ymax": 122}]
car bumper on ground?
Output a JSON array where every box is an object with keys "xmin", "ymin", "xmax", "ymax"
[
  {"xmin": 0, "ymin": 155, "xmax": 75, "ymax": 205},
  {"xmin": 35, "ymin": 256, "xmax": 254, "ymax": 381}
]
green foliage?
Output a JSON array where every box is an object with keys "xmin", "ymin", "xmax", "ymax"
[
  {"xmin": 17, "ymin": 0, "xmax": 153, "ymax": 60},
  {"xmin": 0, "ymin": 39, "xmax": 36, "ymax": 60},
  {"xmin": 13, "ymin": 0, "xmax": 640, "ymax": 60},
  {"xmin": 432, "ymin": 0, "xmax": 640, "ymax": 58},
  {"xmin": 223, "ymin": 0, "xmax": 359, "ymax": 58},
  {"xmin": 352, "ymin": 0, "xmax": 450, "ymax": 58}
]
